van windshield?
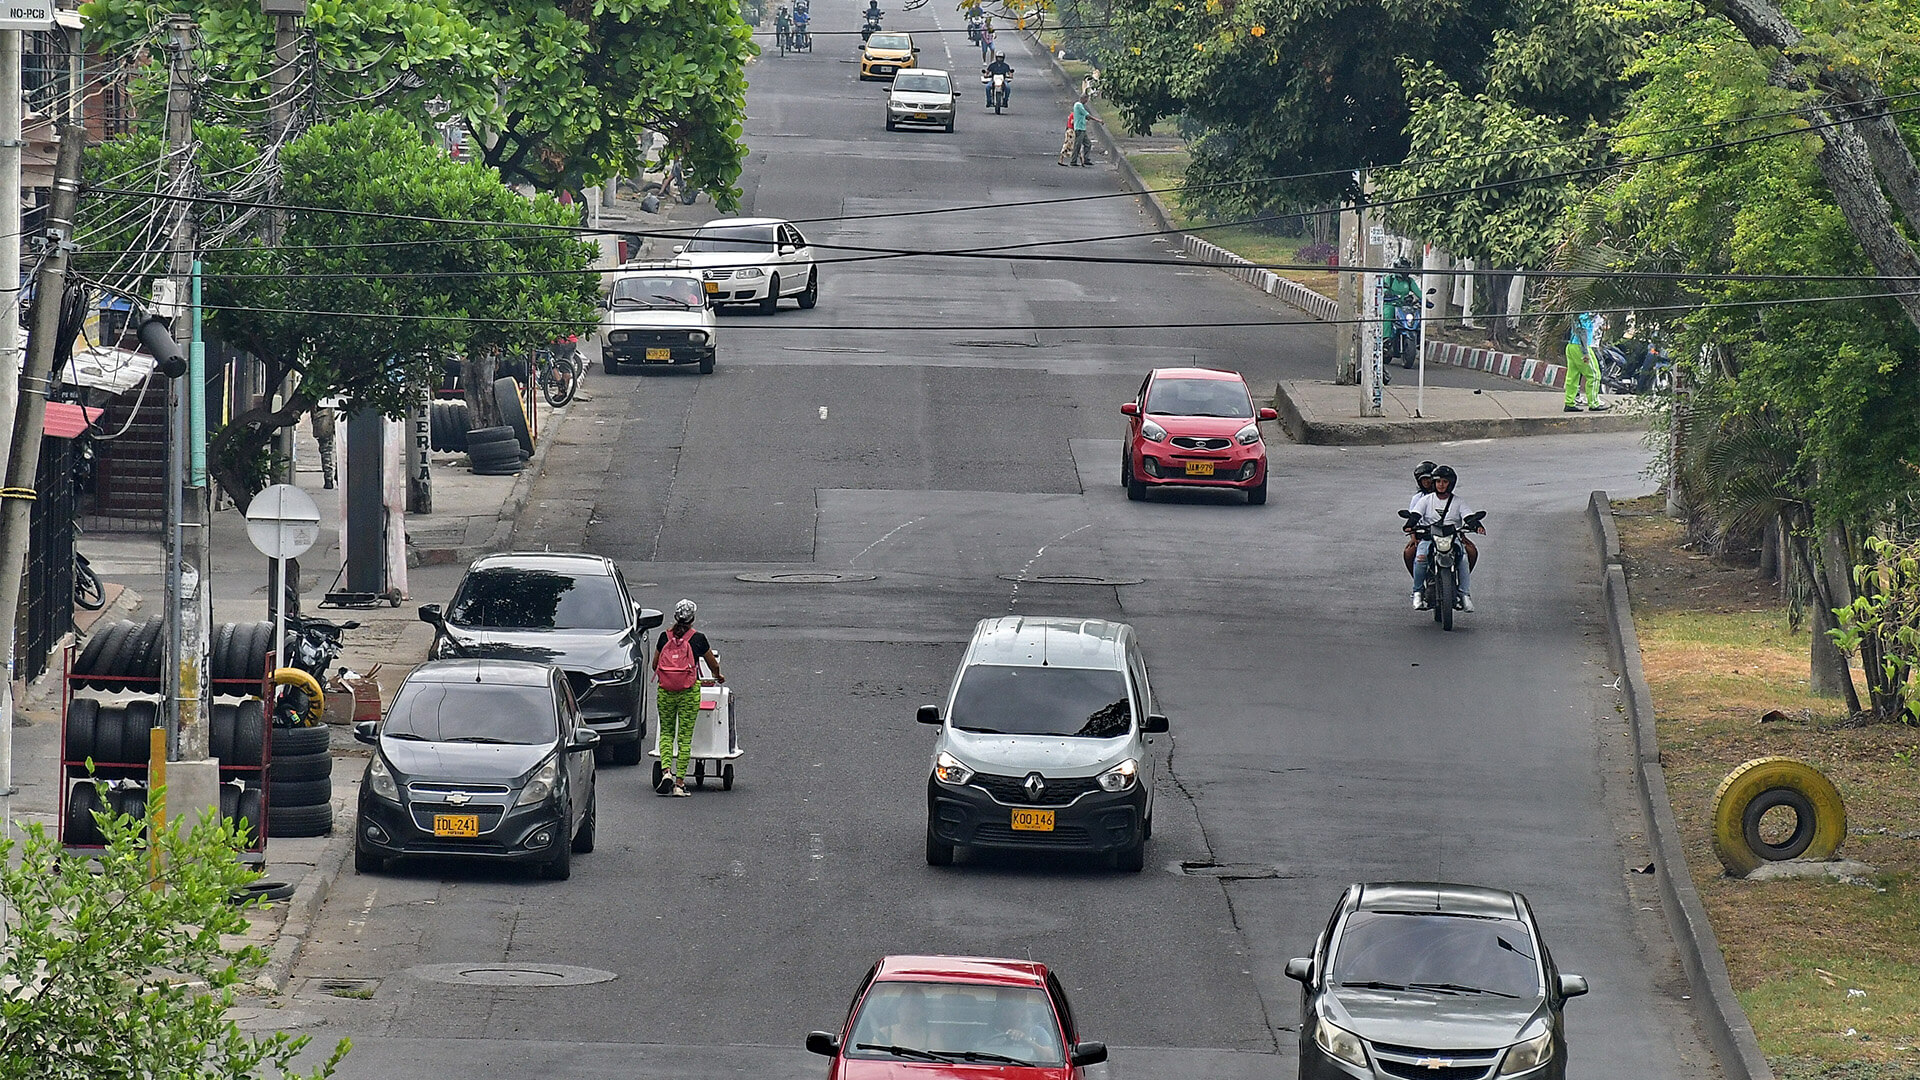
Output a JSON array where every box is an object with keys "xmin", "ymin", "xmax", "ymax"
[{"xmin": 949, "ymin": 665, "xmax": 1131, "ymax": 738}]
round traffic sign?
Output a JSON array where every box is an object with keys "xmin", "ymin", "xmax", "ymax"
[{"xmin": 244, "ymin": 483, "xmax": 323, "ymax": 560}]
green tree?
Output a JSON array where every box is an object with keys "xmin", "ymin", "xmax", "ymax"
[{"xmin": 0, "ymin": 786, "xmax": 350, "ymax": 1079}]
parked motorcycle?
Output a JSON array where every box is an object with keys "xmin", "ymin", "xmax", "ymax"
[
  {"xmin": 1599, "ymin": 341, "xmax": 1674, "ymax": 395},
  {"xmin": 273, "ymin": 612, "xmax": 359, "ymax": 727},
  {"xmin": 1400, "ymin": 508, "xmax": 1486, "ymax": 632},
  {"xmin": 74, "ymin": 550, "xmax": 105, "ymax": 611}
]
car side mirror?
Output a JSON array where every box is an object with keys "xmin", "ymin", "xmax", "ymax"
[
  {"xmin": 569, "ymin": 728, "xmax": 602, "ymax": 751},
  {"xmin": 672, "ymin": 244, "xmax": 686, "ymax": 255},
  {"xmin": 418, "ymin": 603, "xmax": 443, "ymax": 627},
  {"xmin": 780, "ymin": 244, "xmax": 797, "ymax": 254},
  {"xmin": 805, "ymin": 1031, "xmax": 841, "ymax": 1056},
  {"xmin": 354, "ymin": 720, "xmax": 379, "ymax": 746},
  {"xmin": 637, "ymin": 606, "xmax": 665, "ymax": 630},
  {"xmin": 1144, "ymin": 713, "xmax": 1169, "ymax": 733},
  {"xmin": 1285, "ymin": 957, "xmax": 1314, "ymax": 984},
  {"xmin": 1558, "ymin": 973, "xmax": 1589, "ymax": 1000},
  {"xmin": 1120, "ymin": 402, "xmax": 1138, "ymax": 416},
  {"xmin": 1258, "ymin": 407, "xmax": 1277, "ymax": 421},
  {"xmin": 595, "ymin": 296, "xmax": 609, "ymax": 309},
  {"xmin": 916, "ymin": 704, "xmax": 941, "ymax": 725},
  {"xmin": 1070, "ymin": 1041, "xmax": 1108, "ymax": 1066}
]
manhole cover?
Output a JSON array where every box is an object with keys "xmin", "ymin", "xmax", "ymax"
[
  {"xmin": 1173, "ymin": 861, "xmax": 1294, "ymax": 881},
  {"xmin": 995, "ymin": 574, "xmax": 1143, "ymax": 587},
  {"xmin": 735, "ymin": 571, "xmax": 876, "ymax": 584},
  {"xmin": 406, "ymin": 963, "xmax": 617, "ymax": 987}
]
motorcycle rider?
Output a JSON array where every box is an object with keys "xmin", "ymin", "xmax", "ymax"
[
  {"xmin": 1409, "ymin": 464, "xmax": 1483, "ymax": 612},
  {"xmin": 1402, "ymin": 460, "xmax": 1437, "ymax": 577},
  {"xmin": 862, "ymin": 0, "xmax": 883, "ymax": 40},
  {"xmin": 983, "ymin": 52, "xmax": 1013, "ymax": 108},
  {"xmin": 1382, "ymin": 258, "xmax": 1420, "ymax": 361}
]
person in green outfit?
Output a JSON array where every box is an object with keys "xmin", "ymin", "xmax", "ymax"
[
  {"xmin": 654, "ymin": 598, "xmax": 724, "ymax": 797},
  {"xmin": 1564, "ymin": 311, "xmax": 1610, "ymax": 412},
  {"xmin": 1382, "ymin": 259, "xmax": 1420, "ymax": 363}
]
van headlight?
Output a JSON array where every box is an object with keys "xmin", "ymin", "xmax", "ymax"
[
  {"xmin": 1097, "ymin": 759, "xmax": 1138, "ymax": 791},
  {"xmin": 1314, "ymin": 1017, "xmax": 1368, "ymax": 1068},
  {"xmin": 515, "ymin": 756, "xmax": 560, "ymax": 807},
  {"xmin": 367, "ymin": 754, "xmax": 399, "ymax": 802},
  {"xmin": 1236, "ymin": 423, "xmax": 1262, "ymax": 445},
  {"xmin": 1498, "ymin": 1029, "xmax": 1554, "ymax": 1074},
  {"xmin": 934, "ymin": 751, "xmax": 973, "ymax": 786}
]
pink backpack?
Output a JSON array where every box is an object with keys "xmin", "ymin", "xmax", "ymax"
[{"xmin": 656, "ymin": 628, "xmax": 699, "ymax": 692}]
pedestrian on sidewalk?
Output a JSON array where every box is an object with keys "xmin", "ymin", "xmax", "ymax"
[
  {"xmin": 1563, "ymin": 311, "xmax": 1608, "ymax": 412},
  {"xmin": 310, "ymin": 396, "xmax": 340, "ymax": 489},
  {"xmin": 654, "ymin": 599, "xmax": 724, "ymax": 797}
]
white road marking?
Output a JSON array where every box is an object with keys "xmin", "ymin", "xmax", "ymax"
[
  {"xmin": 1007, "ymin": 522, "xmax": 1096, "ymax": 608},
  {"xmin": 348, "ymin": 888, "xmax": 378, "ymax": 940},
  {"xmin": 819, "ymin": 406, "xmax": 828, "ymax": 419},
  {"xmin": 850, "ymin": 516, "xmax": 924, "ymax": 565},
  {"xmin": 807, "ymin": 832, "xmax": 826, "ymax": 881}
]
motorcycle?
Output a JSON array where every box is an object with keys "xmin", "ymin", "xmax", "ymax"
[
  {"xmin": 986, "ymin": 70, "xmax": 1010, "ymax": 112},
  {"xmin": 273, "ymin": 612, "xmax": 359, "ymax": 727},
  {"xmin": 862, "ymin": 7, "xmax": 883, "ymax": 41},
  {"xmin": 1599, "ymin": 341, "xmax": 1674, "ymax": 395},
  {"xmin": 1400, "ymin": 508, "xmax": 1486, "ymax": 632},
  {"xmin": 74, "ymin": 550, "xmax": 105, "ymax": 611},
  {"xmin": 1388, "ymin": 303, "xmax": 1421, "ymax": 370},
  {"xmin": 966, "ymin": 15, "xmax": 981, "ymax": 43}
]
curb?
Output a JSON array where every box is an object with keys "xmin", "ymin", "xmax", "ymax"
[
  {"xmin": 1425, "ymin": 340, "xmax": 1567, "ymax": 390},
  {"xmin": 254, "ymin": 793, "xmax": 356, "ymax": 994},
  {"xmin": 1587, "ymin": 490, "xmax": 1775, "ymax": 1080},
  {"xmin": 1271, "ymin": 382, "xmax": 1649, "ymax": 446}
]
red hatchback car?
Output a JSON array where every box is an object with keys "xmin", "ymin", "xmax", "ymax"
[
  {"xmin": 1120, "ymin": 367, "xmax": 1277, "ymax": 504},
  {"xmin": 806, "ymin": 955, "xmax": 1108, "ymax": 1079}
]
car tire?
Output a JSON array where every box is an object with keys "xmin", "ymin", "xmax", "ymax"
[
  {"xmin": 1125, "ymin": 460, "xmax": 1146, "ymax": 502},
  {"xmin": 66, "ymin": 697, "xmax": 99, "ymax": 762},
  {"xmin": 924, "ymin": 823, "xmax": 954, "ymax": 866},
  {"xmin": 74, "ymin": 623, "xmax": 114, "ymax": 681},
  {"xmin": 612, "ymin": 733, "xmax": 644, "ymax": 767},
  {"xmin": 603, "ymin": 356, "xmax": 622, "ymax": 375},
  {"xmin": 1247, "ymin": 477, "xmax": 1268, "ymax": 505},
  {"xmin": 236, "ymin": 786, "xmax": 265, "ymax": 845},
  {"xmin": 274, "ymin": 724, "xmax": 332, "ymax": 757},
  {"xmin": 722, "ymin": 763, "xmax": 735, "ymax": 790},
  {"xmin": 759, "ymin": 274, "xmax": 781, "ymax": 315},
  {"xmin": 797, "ymin": 269, "xmax": 818, "ymax": 309},
  {"xmin": 699, "ymin": 352, "xmax": 716, "ymax": 375},
  {"xmin": 355, "ymin": 841, "xmax": 385, "ymax": 874},
  {"xmin": 1112, "ymin": 837, "xmax": 1146, "ymax": 873},
  {"xmin": 494, "ymin": 377, "xmax": 535, "ymax": 456},
  {"xmin": 885, "ymin": 118, "xmax": 897, "ymax": 131},
  {"xmin": 66, "ymin": 783, "xmax": 107, "ymax": 846},
  {"xmin": 572, "ymin": 790, "xmax": 596, "ymax": 853},
  {"xmin": 123, "ymin": 700, "xmax": 159, "ymax": 762},
  {"xmin": 231, "ymin": 700, "xmax": 266, "ymax": 768},
  {"xmin": 945, "ymin": 119, "xmax": 955, "ymax": 133},
  {"xmin": 267, "ymin": 802, "xmax": 332, "ymax": 838},
  {"xmin": 269, "ymin": 751, "xmax": 333, "ymax": 783},
  {"xmin": 269, "ymin": 778, "xmax": 333, "ymax": 808},
  {"xmin": 540, "ymin": 837, "xmax": 573, "ymax": 881}
]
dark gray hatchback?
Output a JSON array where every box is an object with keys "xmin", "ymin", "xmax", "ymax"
[{"xmin": 1285, "ymin": 882, "xmax": 1588, "ymax": 1080}]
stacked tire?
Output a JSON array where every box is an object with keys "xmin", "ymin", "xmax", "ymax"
[
  {"xmin": 63, "ymin": 784, "xmax": 150, "ymax": 846},
  {"xmin": 494, "ymin": 377, "xmax": 535, "ymax": 457},
  {"xmin": 64, "ymin": 698, "xmax": 162, "ymax": 766},
  {"xmin": 70, "ymin": 616, "xmax": 166, "ymax": 692},
  {"xmin": 429, "ymin": 400, "xmax": 472, "ymax": 453},
  {"xmin": 211, "ymin": 621, "xmax": 278, "ymax": 686},
  {"xmin": 266, "ymin": 722, "xmax": 334, "ymax": 837},
  {"xmin": 466, "ymin": 425, "xmax": 524, "ymax": 475}
]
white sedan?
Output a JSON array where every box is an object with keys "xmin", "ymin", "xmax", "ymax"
[
  {"xmin": 885, "ymin": 69, "xmax": 959, "ymax": 133},
  {"xmin": 670, "ymin": 217, "xmax": 819, "ymax": 314}
]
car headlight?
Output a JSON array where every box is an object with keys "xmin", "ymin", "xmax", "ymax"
[
  {"xmin": 1314, "ymin": 1017, "xmax": 1368, "ymax": 1069},
  {"xmin": 689, "ymin": 331, "xmax": 709, "ymax": 345},
  {"xmin": 609, "ymin": 331, "xmax": 629, "ymax": 344},
  {"xmin": 515, "ymin": 755, "xmax": 560, "ymax": 807},
  {"xmin": 1498, "ymin": 1029, "xmax": 1554, "ymax": 1074},
  {"xmin": 1097, "ymin": 759, "xmax": 1138, "ymax": 791},
  {"xmin": 736, "ymin": 267, "xmax": 765, "ymax": 279},
  {"xmin": 1236, "ymin": 423, "xmax": 1262, "ymax": 445},
  {"xmin": 1140, "ymin": 419, "xmax": 1168, "ymax": 442},
  {"xmin": 367, "ymin": 754, "xmax": 399, "ymax": 801},
  {"xmin": 934, "ymin": 751, "xmax": 973, "ymax": 786},
  {"xmin": 591, "ymin": 665, "xmax": 638, "ymax": 686}
]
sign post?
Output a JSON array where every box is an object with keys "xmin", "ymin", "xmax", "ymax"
[{"xmin": 245, "ymin": 485, "xmax": 322, "ymax": 677}]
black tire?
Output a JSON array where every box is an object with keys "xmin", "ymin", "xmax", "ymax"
[
  {"xmin": 465, "ymin": 424, "xmax": 516, "ymax": 447},
  {"xmin": 110, "ymin": 785, "xmax": 149, "ymax": 827},
  {"xmin": 74, "ymin": 561, "xmax": 106, "ymax": 610},
  {"xmin": 211, "ymin": 703, "xmax": 237, "ymax": 763},
  {"xmin": 698, "ymin": 353, "xmax": 715, "ymax": 376},
  {"xmin": 798, "ymin": 269, "xmax": 818, "ymax": 309},
  {"xmin": 93, "ymin": 704, "xmax": 127, "ymax": 766},
  {"xmin": 467, "ymin": 441, "xmax": 519, "ymax": 465},
  {"xmin": 540, "ymin": 837, "xmax": 572, "ymax": 880},
  {"xmin": 1246, "ymin": 478, "xmax": 1267, "ymax": 506},
  {"xmin": 543, "ymin": 358, "xmax": 579, "ymax": 407},
  {"xmin": 694, "ymin": 760, "xmax": 706, "ymax": 788},
  {"xmin": 603, "ymin": 356, "xmax": 622, "ymax": 376},
  {"xmin": 1741, "ymin": 786, "xmax": 1819, "ymax": 861},
  {"xmin": 759, "ymin": 274, "xmax": 781, "ymax": 315},
  {"xmin": 274, "ymin": 723, "xmax": 331, "ymax": 757},
  {"xmin": 123, "ymin": 700, "xmax": 159, "ymax": 763},
  {"xmin": 471, "ymin": 462, "xmax": 526, "ymax": 477},
  {"xmin": 651, "ymin": 760, "xmax": 668, "ymax": 793},
  {"xmin": 925, "ymin": 823, "xmax": 955, "ymax": 866},
  {"xmin": 722, "ymin": 763, "xmax": 734, "ymax": 791},
  {"xmin": 1112, "ymin": 837, "xmax": 1146, "ymax": 873},
  {"xmin": 612, "ymin": 733, "xmax": 644, "ymax": 767},
  {"xmin": 66, "ymin": 698, "xmax": 99, "ymax": 762},
  {"xmin": 496, "ymin": 356, "xmax": 530, "ymax": 383},
  {"xmin": 269, "ymin": 778, "xmax": 333, "ymax": 808},
  {"xmin": 91, "ymin": 621, "xmax": 136, "ymax": 691},
  {"xmin": 231, "ymin": 699, "xmax": 266, "ymax": 768},
  {"xmin": 1437, "ymin": 566, "xmax": 1456, "ymax": 631},
  {"xmin": 127, "ymin": 615, "xmax": 164, "ymax": 684},
  {"xmin": 885, "ymin": 118, "xmax": 897, "ymax": 131},
  {"xmin": 269, "ymin": 751, "xmax": 333, "ymax": 783},
  {"xmin": 494, "ymin": 377, "xmax": 534, "ymax": 457},
  {"xmin": 66, "ymin": 783, "xmax": 106, "ymax": 846},
  {"xmin": 1124, "ymin": 459, "xmax": 1146, "ymax": 502},
  {"xmin": 355, "ymin": 841, "xmax": 385, "ymax": 874},
  {"xmin": 945, "ymin": 120, "xmax": 955, "ymax": 133},
  {"xmin": 233, "ymin": 879, "xmax": 296, "ymax": 905},
  {"xmin": 572, "ymin": 790, "xmax": 596, "ymax": 853},
  {"xmin": 74, "ymin": 623, "xmax": 115, "ymax": 678},
  {"xmin": 212, "ymin": 622, "xmax": 238, "ymax": 683},
  {"xmin": 236, "ymin": 787, "xmax": 265, "ymax": 845},
  {"xmin": 220, "ymin": 782, "xmax": 240, "ymax": 823},
  {"xmin": 267, "ymin": 801, "xmax": 332, "ymax": 838}
]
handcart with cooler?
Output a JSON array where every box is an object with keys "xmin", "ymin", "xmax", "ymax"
[{"xmin": 650, "ymin": 662, "xmax": 741, "ymax": 790}]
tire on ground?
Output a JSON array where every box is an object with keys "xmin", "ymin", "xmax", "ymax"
[
  {"xmin": 494, "ymin": 377, "xmax": 534, "ymax": 457},
  {"xmin": 268, "ymin": 777, "xmax": 333, "ymax": 807},
  {"xmin": 1710, "ymin": 756, "xmax": 1848, "ymax": 876},
  {"xmin": 268, "ymin": 802, "xmax": 333, "ymax": 838}
]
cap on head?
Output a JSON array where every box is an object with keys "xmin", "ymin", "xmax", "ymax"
[{"xmin": 674, "ymin": 599, "xmax": 697, "ymax": 623}]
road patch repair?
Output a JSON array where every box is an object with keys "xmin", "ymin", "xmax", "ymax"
[{"xmin": 1274, "ymin": 380, "xmax": 1651, "ymax": 445}]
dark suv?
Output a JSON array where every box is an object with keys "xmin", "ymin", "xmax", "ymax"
[{"xmin": 422, "ymin": 552, "xmax": 662, "ymax": 765}]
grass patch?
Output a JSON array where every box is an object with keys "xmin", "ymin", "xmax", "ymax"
[{"xmin": 1617, "ymin": 496, "xmax": 1920, "ymax": 1076}]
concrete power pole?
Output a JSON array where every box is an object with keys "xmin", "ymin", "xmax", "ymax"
[
  {"xmin": 267, "ymin": 9, "xmax": 301, "ymax": 490},
  {"xmin": 0, "ymin": 30, "xmax": 23, "ymax": 490},
  {"xmin": 0, "ymin": 124, "xmax": 84, "ymax": 796}
]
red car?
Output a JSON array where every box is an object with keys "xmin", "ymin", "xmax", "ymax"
[
  {"xmin": 806, "ymin": 955, "xmax": 1108, "ymax": 1079},
  {"xmin": 1120, "ymin": 367, "xmax": 1277, "ymax": 504}
]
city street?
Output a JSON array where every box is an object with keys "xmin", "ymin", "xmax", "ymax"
[{"xmin": 284, "ymin": 3, "xmax": 1719, "ymax": 1076}]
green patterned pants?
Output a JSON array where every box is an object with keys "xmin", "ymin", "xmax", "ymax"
[{"xmin": 657, "ymin": 687, "xmax": 701, "ymax": 778}]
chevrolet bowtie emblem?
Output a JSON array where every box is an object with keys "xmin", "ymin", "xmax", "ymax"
[
  {"xmin": 446, "ymin": 791, "xmax": 472, "ymax": 806},
  {"xmin": 1414, "ymin": 1060, "xmax": 1452, "ymax": 1070},
  {"xmin": 1023, "ymin": 773, "xmax": 1045, "ymax": 800}
]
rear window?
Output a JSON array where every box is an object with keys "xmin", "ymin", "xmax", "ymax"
[
  {"xmin": 1330, "ymin": 912, "xmax": 1541, "ymax": 999},
  {"xmin": 447, "ymin": 567, "xmax": 628, "ymax": 631},
  {"xmin": 385, "ymin": 681, "xmax": 557, "ymax": 744},
  {"xmin": 950, "ymin": 664, "xmax": 1131, "ymax": 738},
  {"xmin": 1146, "ymin": 377, "xmax": 1253, "ymax": 418}
]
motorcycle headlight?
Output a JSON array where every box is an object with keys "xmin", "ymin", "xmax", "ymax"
[
  {"xmin": 688, "ymin": 331, "xmax": 709, "ymax": 345},
  {"xmin": 367, "ymin": 754, "xmax": 399, "ymax": 802},
  {"xmin": 1498, "ymin": 1029, "xmax": 1554, "ymax": 1074},
  {"xmin": 1140, "ymin": 419, "xmax": 1168, "ymax": 442},
  {"xmin": 934, "ymin": 751, "xmax": 973, "ymax": 786},
  {"xmin": 1235, "ymin": 423, "xmax": 1262, "ymax": 445},
  {"xmin": 737, "ymin": 267, "xmax": 765, "ymax": 279},
  {"xmin": 591, "ymin": 665, "xmax": 638, "ymax": 686},
  {"xmin": 1097, "ymin": 759, "xmax": 1138, "ymax": 791},
  {"xmin": 1313, "ymin": 1017, "xmax": 1368, "ymax": 1069},
  {"xmin": 515, "ymin": 756, "xmax": 560, "ymax": 807}
]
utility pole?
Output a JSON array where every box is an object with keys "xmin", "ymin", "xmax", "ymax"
[
  {"xmin": 0, "ymin": 29, "xmax": 24, "ymax": 491},
  {"xmin": 266, "ymin": 5, "xmax": 302, "ymax": 489},
  {"xmin": 0, "ymin": 123, "xmax": 83, "ymax": 797}
]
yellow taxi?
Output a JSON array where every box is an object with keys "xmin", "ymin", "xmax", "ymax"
[{"xmin": 859, "ymin": 31, "xmax": 918, "ymax": 80}]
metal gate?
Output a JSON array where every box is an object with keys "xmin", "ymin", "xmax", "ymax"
[{"xmin": 24, "ymin": 434, "xmax": 76, "ymax": 682}]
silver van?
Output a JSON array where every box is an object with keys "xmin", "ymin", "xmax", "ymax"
[{"xmin": 918, "ymin": 616, "xmax": 1168, "ymax": 872}]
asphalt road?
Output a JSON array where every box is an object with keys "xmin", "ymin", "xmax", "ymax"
[{"xmin": 282, "ymin": 7, "xmax": 1719, "ymax": 1077}]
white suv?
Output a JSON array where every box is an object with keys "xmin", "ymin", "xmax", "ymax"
[{"xmin": 670, "ymin": 217, "xmax": 818, "ymax": 313}]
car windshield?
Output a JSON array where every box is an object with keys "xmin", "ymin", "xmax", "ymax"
[
  {"xmin": 384, "ymin": 680, "xmax": 557, "ymax": 744},
  {"xmin": 446, "ymin": 568, "xmax": 628, "ymax": 631},
  {"xmin": 893, "ymin": 73, "xmax": 948, "ymax": 93},
  {"xmin": 1146, "ymin": 377, "xmax": 1253, "ymax": 418},
  {"xmin": 950, "ymin": 664, "xmax": 1131, "ymax": 738},
  {"xmin": 867, "ymin": 33, "xmax": 910, "ymax": 49},
  {"xmin": 1331, "ymin": 912, "xmax": 1541, "ymax": 999},
  {"xmin": 610, "ymin": 275, "xmax": 705, "ymax": 308},
  {"xmin": 847, "ymin": 982, "xmax": 1064, "ymax": 1067},
  {"xmin": 686, "ymin": 224, "xmax": 778, "ymax": 253}
]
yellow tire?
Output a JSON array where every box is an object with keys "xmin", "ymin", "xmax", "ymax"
[
  {"xmin": 271, "ymin": 667, "xmax": 326, "ymax": 726},
  {"xmin": 1709, "ymin": 756, "xmax": 1846, "ymax": 877}
]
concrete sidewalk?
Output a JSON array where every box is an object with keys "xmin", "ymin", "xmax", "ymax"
[{"xmin": 1273, "ymin": 379, "xmax": 1653, "ymax": 445}]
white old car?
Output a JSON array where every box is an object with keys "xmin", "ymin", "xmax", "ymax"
[{"xmin": 669, "ymin": 217, "xmax": 819, "ymax": 314}]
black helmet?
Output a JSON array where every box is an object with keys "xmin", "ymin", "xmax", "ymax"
[
  {"xmin": 1433, "ymin": 464, "xmax": 1457, "ymax": 485},
  {"xmin": 1414, "ymin": 460, "xmax": 1436, "ymax": 481},
  {"xmin": 1393, "ymin": 258, "xmax": 1414, "ymax": 270}
]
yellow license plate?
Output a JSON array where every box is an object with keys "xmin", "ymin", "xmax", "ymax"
[
  {"xmin": 1185, "ymin": 461, "xmax": 1216, "ymax": 476},
  {"xmin": 433, "ymin": 814, "xmax": 479, "ymax": 837},
  {"xmin": 645, "ymin": 347, "xmax": 671, "ymax": 361},
  {"xmin": 703, "ymin": 281, "xmax": 719, "ymax": 293},
  {"xmin": 914, "ymin": 113, "xmax": 928, "ymax": 119},
  {"xmin": 1010, "ymin": 809, "xmax": 1054, "ymax": 832}
]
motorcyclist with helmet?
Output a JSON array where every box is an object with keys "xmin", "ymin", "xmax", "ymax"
[
  {"xmin": 983, "ymin": 52, "xmax": 1013, "ymax": 108},
  {"xmin": 862, "ymin": 0, "xmax": 884, "ymax": 40},
  {"xmin": 1403, "ymin": 460, "xmax": 1437, "ymax": 577},
  {"xmin": 1383, "ymin": 258, "xmax": 1420, "ymax": 362},
  {"xmin": 1408, "ymin": 464, "xmax": 1484, "ymax": 612}
]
